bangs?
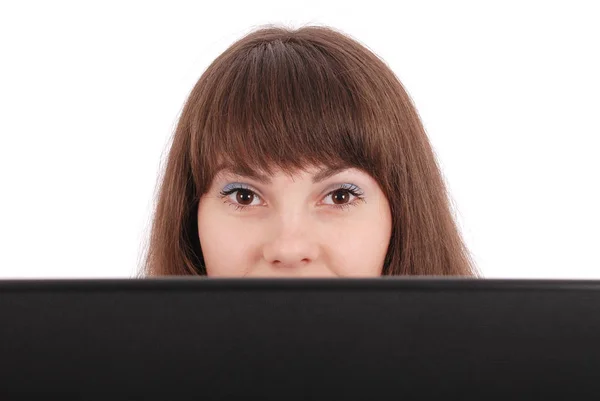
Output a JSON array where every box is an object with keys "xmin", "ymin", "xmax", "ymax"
[{"xmin": 190, "ymin": 31, "xmax": 391, "ymax": 193}]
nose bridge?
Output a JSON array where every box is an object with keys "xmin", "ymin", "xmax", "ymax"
[
  {"xmin": 262, "ymin": 206, "xmax": 318, "ymax": 267},
  {"xmin": 277, "ymin": 206, "xmax": 306, "ymax": 234}
]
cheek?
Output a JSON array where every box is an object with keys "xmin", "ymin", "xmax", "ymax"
[
  {"xmin": 197, "ymin": 203, "xmax": 258, "ymax": 276},
  {"xmin": 327, "ymin": 206, "xmax": 392, "ymax": 276},
  {"xmin": 330, "ymin": 231, "xmax": 389, "ymax": 275}
]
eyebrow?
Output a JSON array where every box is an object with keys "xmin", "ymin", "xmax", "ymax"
[{"xmin": 215, "ymin": 165, "xmax": 351, "ymax": 184}]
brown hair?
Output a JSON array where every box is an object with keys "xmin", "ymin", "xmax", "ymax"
[{"xmin": 138, "ymin": 24, "xmax": 480, "ymax": 277}]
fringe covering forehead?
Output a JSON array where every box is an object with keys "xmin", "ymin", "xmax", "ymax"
[{"xmin": 189, "ymin": 34, "xmax": 394, "ymax": 194}]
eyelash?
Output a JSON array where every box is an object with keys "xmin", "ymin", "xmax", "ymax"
[{"xmin": 218, "ymin": 184, "xmax": 366, "ymax": 212}]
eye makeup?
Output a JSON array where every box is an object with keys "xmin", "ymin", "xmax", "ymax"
[
  {"xmin": 218, "ymin": 183, "xmax": 262, "ymax": 211},
  {"xmin": 217, "ymin": 182, "xmax": 366, "ymax": 212}
]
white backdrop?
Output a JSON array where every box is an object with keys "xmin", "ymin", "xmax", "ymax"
[{"xmin": 0, "ymin": 1, "xmax": 598, "ymax": 279}]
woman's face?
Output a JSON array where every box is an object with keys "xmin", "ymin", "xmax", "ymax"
[{"xmin": 197, "ymin": 165, "xmax": 392, "ymax": 277}]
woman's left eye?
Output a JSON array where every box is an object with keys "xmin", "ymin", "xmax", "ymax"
[{"xmin": 322, "ymin": 184, "xmax": 365, "ymax": 209}]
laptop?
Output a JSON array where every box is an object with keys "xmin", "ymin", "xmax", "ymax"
[{"xmin": 1, "ymin": 277, "xmax": 599, "ymax": 400}]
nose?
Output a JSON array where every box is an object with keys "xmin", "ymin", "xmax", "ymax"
[{"xmin": 262, "ymin": 214, "xmax": 320, "ymax": 269}]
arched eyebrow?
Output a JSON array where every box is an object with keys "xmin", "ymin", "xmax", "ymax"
[{"xmin": 214, "ymin": 164, "xmax": 351, "ymax": 184}]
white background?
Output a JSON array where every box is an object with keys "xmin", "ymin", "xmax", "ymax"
[{"xmin": 0, "ymin": 1, "xmax": 598, "ymax": 279}]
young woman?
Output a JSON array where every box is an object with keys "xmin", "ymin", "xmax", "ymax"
[{"xmin": 140, "ymin": 25, "xmax": 480, "ymax": 278}]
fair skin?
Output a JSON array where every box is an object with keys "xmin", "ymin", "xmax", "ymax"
[{"xmin": 197, "ymin": 164, "xmax": 392, "ymax": 277}]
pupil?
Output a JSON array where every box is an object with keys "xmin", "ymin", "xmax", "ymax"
[
  {"xmin": 332, "ymin": 190, "xmax": 349, "ymax": 204},
  {"xmin": 236, "ymin": 190, "xmax": 254, "ymax": 205}
]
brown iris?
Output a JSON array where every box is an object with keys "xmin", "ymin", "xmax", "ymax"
[
  {"xmin": 236, "ymin": 189, "xmax": 255, "ymax": 205},
  {"xmin": 331, "ymin": 189, "xmax": 350, "ymax": 204}
]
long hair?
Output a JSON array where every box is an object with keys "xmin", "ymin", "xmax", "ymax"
[{"xmin": 138, "ymin": 24, "xmax": 480, "ymax": 277}]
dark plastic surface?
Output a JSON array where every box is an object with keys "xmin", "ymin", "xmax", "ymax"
[{"xmin": 1, "ymin": 277, "xmax": 599, "ymax": 400}]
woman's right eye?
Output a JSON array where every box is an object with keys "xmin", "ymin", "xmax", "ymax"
[
  {"xmin": 219, "ymin": 186, "xmax": 263, "ymax": 209},
  {"xmin": 231, "ymin": 188, "xmax": 261, "ymax": 206}
]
